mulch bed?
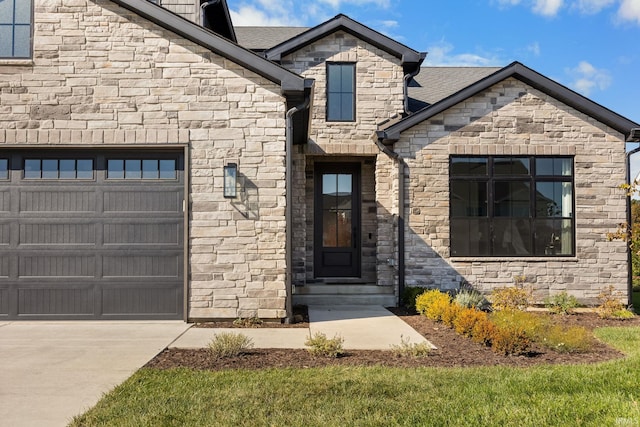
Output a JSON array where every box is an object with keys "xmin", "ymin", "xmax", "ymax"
[{"xmin": 146, "ymin": 308, "xmax": 640, "ymax": 371}]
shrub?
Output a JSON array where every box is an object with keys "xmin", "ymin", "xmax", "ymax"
[
  {"xmin": 471, "ymin": 316, "xmax": 497, "ymax": 346},
  {"xmin": 441, "ymin": 301, "xmax": 462, "ymax": 327},
  {"xmin": 208, "ymin": 332, "xmax": 254, "ymax": 359},
  {"xmin": 490, "ymin": 286, "xmax": 532, "ymax": 311},
  {"xmin": 401, "ymin": 286, "xmax": 427, "ymax": 312},
  {"xmin": 491, "ymin": 324, "xmax": 531, "ymax": 355},
  {"xmin": 491, "ymin": 310, "xmax": 547, "ymax": 341},
  {"xmin": 416, "ymin": 290, "xmax": 451, "ymax": 320},
  {"xmin": 539, "ymin": 325, "xmax": 593, "ymax": 353},
  {"xmin": 390, "ymin": 335, "xmax": 432, "ymax": 358},
  {"xmin": 304, "ymin": 332, "xmax": 344, "ymax": 358},
  {"xmin": 233, "ymin": 316, "xmax": 263, "ymax": 327},
  {"xmin": 453, "ymin": 308, "xmax": 488, "ymax": 337},
  {"xmin": 454, "ymin": 289, "xmax": 490, "ymax": 310},
  {"xmin": 544, "ymin": 291, "xmax": 580, "ymax": 315},
  {"xmin": 596, "ymin": 285, "xmax": 636, "ymax": 319}
]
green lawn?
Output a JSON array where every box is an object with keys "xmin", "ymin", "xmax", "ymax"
[{"xmin": 71, "ymin": 327, "xmax": 640, "ymax": 427}]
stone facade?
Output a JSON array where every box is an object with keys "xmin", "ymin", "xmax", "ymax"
[
  {"xmin": 394, "ymin": 78, "xmax": 628, "ymax": 303},
  {"xmin": 0, "ymin": 0, "xmax": 289, "ymax": 319},
  {"xmin": 282, "ymin": 31, "xmax": 405, "ymax": 288},
  {"xmin": 160, "ymin": 0, "xmax": 198, "ymax": 23}
]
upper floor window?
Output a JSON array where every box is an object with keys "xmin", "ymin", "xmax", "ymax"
[
  {"xmin": 450, "ymin": 156, "xmax": 574, "ymax": 257},
  {"xmin": 326, "ymin": 63, "xmax": 355, "ymax": 122},
  {"xmin": 0, "ymin": 0, "xmax": 32, "ymax": 58}
]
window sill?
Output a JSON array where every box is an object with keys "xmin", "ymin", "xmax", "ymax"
[
  {"xmin": 0, "ymin": 59, "xmax": 34, "ymax": 66},
  {"xmin": 450, "ymin": 256, "xmax": 578, "ymax": 263}
]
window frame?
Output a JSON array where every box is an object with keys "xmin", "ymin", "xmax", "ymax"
[
  {"xmin": 106, "ymin": 157, "xmax": 178, "ymax": 181},
  {"xmin": 449, "ymin": 155, "xmax": 575, "ymax": 257},
  {"xmin": 23, "ymin": 158, "xmax": 95, "ymax": 180},
  {"xmin": 0, "ymin": 0, "xmax": 33, "ymax": 59},
  {"xmin": 326, "ymin": 62, "xmax": 356, "ymax": 122}
]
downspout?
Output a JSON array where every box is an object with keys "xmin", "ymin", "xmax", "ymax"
[
  {"xmin": 403, "ymin": 68, "xmax": 421, "ymax": 116},
  {"xmin": 284, "ymin": 95, "xmax": 311, "ymax": 323},
  {"xmin": 375, "ymin": 137, "xmax": 405, "ymax": 305},
  {"xmin": 626, "ymin": 139, "xmax": 640, "ymax": 309}
]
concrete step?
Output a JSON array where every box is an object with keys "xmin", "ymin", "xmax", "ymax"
[
  {"xmin": 294, "ymin": 284, "xmax": 394, "ymax": 295},
  {"xmin": 293, "ymin": 284, "xmax": 397, "ymax": 306}
]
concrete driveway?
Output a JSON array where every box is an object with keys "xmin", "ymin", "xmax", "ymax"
[{"xmin": 0, "ymin": 321, "xmax": 190, "ymax": 427}]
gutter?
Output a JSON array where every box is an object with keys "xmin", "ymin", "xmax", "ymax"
[
  {"xmin": 375, "ymin": 136, "xmax": 405, "ymax": 305},
  {"xmin": 284, "ymin": 85, "xmax": 313, "ymax": 323}
]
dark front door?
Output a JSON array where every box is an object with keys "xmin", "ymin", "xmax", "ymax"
[{"xmin": 314, "ymin": 164, "xmax": 360, "ymax": 277}]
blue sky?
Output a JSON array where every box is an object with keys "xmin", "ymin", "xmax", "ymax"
[{"xmin": 229, "ymin": 0, "xmax": 640, "ymax": 125}]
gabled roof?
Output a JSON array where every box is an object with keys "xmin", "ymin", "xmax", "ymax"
[
  {"xmin": 235, "ymin": 27, "xmax": 310, "ymax": 52},
  {"xmin": 264, "ymin": 14, "xmax": 425, "ymax": 72},
  {"xmin": 379, "ymin": 61, "xmax": 640, "ymax": 142},
  {"xmin": 109, "ymin": 0, "xmax": 307, "ymax": 95},
  {"xmin": 408, "ymin": 67, "xmax": 501, "ymax": 112}
]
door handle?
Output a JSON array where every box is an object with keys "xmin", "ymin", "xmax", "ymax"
[{"xmin": 353, "ymin": 227, "xmax": 357, "ymax": 248}]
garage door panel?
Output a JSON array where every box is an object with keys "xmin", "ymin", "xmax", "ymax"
[
  {"xmin": 0, "ymin": 222, "xmax": 10, "ymax": 245},
  {"xmin": 103, "ymin": 191, "xmax": 181, "ymax": 212},
  {"xmin": 102, "ymin": 285, "xmax": 181, "ymax": 316},
  {"xmin": 0, "ymin": 191, "xmax": 9, "ymax": 211},
  {"xmin": 103, "ymin": 222, "xmax": 180, "ymax": 245},
  {"xmin": 19, "ymin": 223, "xmax": 96, "ymax": 245},
  {"xmin": 0, "ymin": 257, "xmax": 9, "ymax": 278},
  {"xmin": 18, "ymin": 255, "xmax": 96, "ymax": 278},
  {"xmin": 20, "ymin": 190, "xmax": 95, "ymax": 212},
  {"xmin": 102, "ymin": 254, "xmax": 180, "ymax": 278},
  {"xmin": 0, "ymin": 287, "xmax": 10, "ymax": 315},
  {"xmin": 18, "ymin": 286, "xmax": 94, "ymax": 316}
]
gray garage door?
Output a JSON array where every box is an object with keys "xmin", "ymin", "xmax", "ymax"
[{"xmin": 0, "ymin": 150, "xmax": 184, "ymax": 320}]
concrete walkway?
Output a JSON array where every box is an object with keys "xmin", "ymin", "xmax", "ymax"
[
  {"xmin": 0, "ymin": 321, "xmax": 190, "ymax": 427},
  {"xmin": 0, "ymin": 306, "xmax": 430, "ymax": 426},
  {"xmin": 171, "ymin": 305, "xmax": 433, "ymax": 350}
]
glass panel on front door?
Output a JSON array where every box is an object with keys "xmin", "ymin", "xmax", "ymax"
[{"xmin": 322, "ymin": 174, "xmax": 353, "ymax": 248}]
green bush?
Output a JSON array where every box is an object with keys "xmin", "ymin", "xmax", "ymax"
[
  {"xmin": 208, "ymin": 332, "xmax": 254, "ymax": 359},
  {"xmin": 490, "ymin": 286, "xmax": 532, "ymax": 311},
  {"xmin": 390, "ymin": 335, "xmax": 431, "ymax": 358},
  {"xmin": 596, "ymin": 285, "xmax": 636, "ymax": 319},
  {"xmin": 539, "ymin": 325, "xmax": 593, "ymax": 353},
  {"xmin": 401, "ymin": 286, "xmax": 427, "ymax": 312},
  {"xmin": 304, "ymin": 332, "xmax": 344, "ymax": 358},
  {"xmin": 454, "ymin": 289, "xmax": 489, "ymax": 310},
  {"xmin": 544, "ymin": 291, "xmax": 579, "ymax": 315},
  {"xmin": 415, "ymin": 289, "xmax": 451, "ymax": 320}
]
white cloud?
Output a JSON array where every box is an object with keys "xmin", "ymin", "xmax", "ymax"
[
  {"xmin": 380, "ymin": 20, "xmax": 399, "ymax": 28},
  {"xmin": 575, "ymin": 0, "xmax": 616, "ymax": 14},
  {"xmin": 533, "ymin": 0, "xmax": 565, "ymax": 16},
  {"xmin": 423, "ymin": 41, "xmax": 504, "ymax": 67},
  {"xmin": 617, "ymin": 0, "xmax": 640, "ymax": 24},
  {"xmin": 230, "ymin": 5, "xmax": 301, "ymax": 26},
  {"xmin": 527, "ymin": 41, "xmax": 541, "ymax": 56},
  {"xmin": 567, "ymin": 61, "xmax": 612, "ymax": 95},
  {"xmin": 318, "ymin": 0, "xmax": 390, "ymax": 8}
]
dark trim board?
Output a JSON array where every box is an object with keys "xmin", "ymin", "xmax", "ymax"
[{"xmin": 0, "ymin": 148, "xmax": 185, "ymax": 320}]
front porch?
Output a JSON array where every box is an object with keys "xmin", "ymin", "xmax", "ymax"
[{"xmin": 291, "ymin": 153, "xmax": 399, "ymax": 306}]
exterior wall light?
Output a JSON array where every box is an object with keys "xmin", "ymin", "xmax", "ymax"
[{"xmin": 223, "ymin": 162, "xmax": 237, "ymax": 198}]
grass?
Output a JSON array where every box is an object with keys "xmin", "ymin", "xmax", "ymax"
[{"xmin": 71, "ymin": 327, "xmax": 640, "ymax": 427}]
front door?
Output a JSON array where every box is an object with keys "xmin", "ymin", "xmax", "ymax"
[{"xmin": 314, "ymin": 164, "xmax": 361, "ymax": 277}]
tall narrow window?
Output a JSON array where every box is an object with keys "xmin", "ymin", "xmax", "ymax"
[
  {"xmin": 450, "ymin": 156, "xmax": 574, "ymax": 257},
  {"xmin": 326, "ymin": 63, "xmax": 355, "ymax": 122},
  {"xmin": 0, "ymin": 0, "xmax": 32, "ymax": 58}
]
